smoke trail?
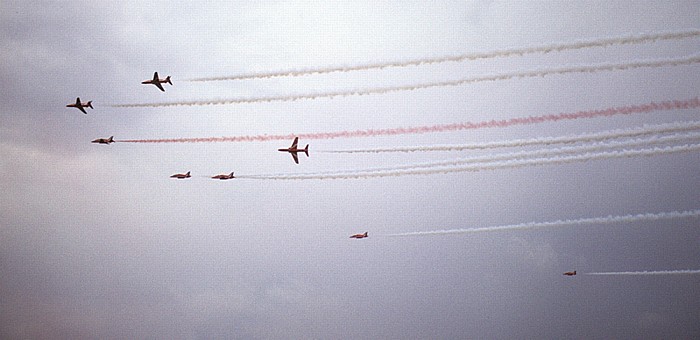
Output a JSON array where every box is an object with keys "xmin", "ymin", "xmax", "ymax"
[
  {"xmin": 255, "ymin": 132, "xmax": 700, "ymax": 178},
  {"xmin": 321, "ymin": 121, "xmax": 700, "ymax": 153},
  {"xmin": 112, "ymin": 55, "xmax": 700, "ymax": 108},
  {"xmin": 116, "ymin": 98, "xmax": 700, "ymax": 143},
  {"xmin": 585, "ymin": 270, "xmax": 700, "ymax": 276},
  {"xmin": 186, "ymin": 29, "xmax": 700, "ymax": 81},
  {"xmin": 383, "ymin": 209, "xmax": 700, "ymax": 237},
  {"xmin": 239, "ymin": 143, "xmax": 700, "ymax": 180}
]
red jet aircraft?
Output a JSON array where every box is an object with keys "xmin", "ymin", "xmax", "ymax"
[
  {"xmin": 170, "ymin": 171, "xmax": 191, "ymax": 179},
  {"xmin": 66, "ymin": 97, "xmax": 93, "ymax": 114},
  {"xmin": 563, "ymin": 271, "xmax": 576, "ymax": 276},
  {"xmin": 278, "ymin": 137, "xmax": 309, "ymax": 164},
  {"xmin": 211, "ymin": 172, "xmax": 235, "ymax": 180},
  {"xmin": 350, "ymin": 232, "xmax": 368, "ymax": 239}
]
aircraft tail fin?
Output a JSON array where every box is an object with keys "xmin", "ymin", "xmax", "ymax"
[
  {"xmin": 304, "ymin": 144, "xmax": 309, "ymax": 157},
  {"xmin": 166, "ymin": 76, "xmax": 172, "ymax": 85},
  {"xmin": 186, "ymin": 171, "xmax": 191, "ymax": 177},
  {"xmin": 108, "ymin": 136, "xmax": 114, "ymax": 143},
  {"xmin": 87, "ymin": 101, "xmax": 93, "ymax": 109},
  {"xmin": 364, "ymin": 232, "xmax": 368, "ymax": 237},
  {"xmin": 573, "ymin": 271, "xmax": 576, "ymax": 275},
  {"xmin": 230, "ymin": 172, "xmax": 235, "ymax": 178}
]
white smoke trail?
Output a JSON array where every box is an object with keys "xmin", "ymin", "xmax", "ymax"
[
  {"xmin": 321, "ymin": 121, "xmax": 700, "ymax": 153},
  {"xmin": 265, "ymin": 132, "xmax": 700, "ymax": 178},
  {"xmin": 239, "ymin": 143, "xmax": 700, "ymax": 180},
  {"xmin": 585, "ymin": 270, "xmax": 700, "ymax": 276},
  {"xmin": 384, "ymin": 209, "xmax": 700, "ymax": 237},
  {"xmin": 186, "ymin": 29, "xmax": 700, "ymax": 81},
  {"xmin": 112, "ymin": 55, "xmax": 700, "ymax": 108}
]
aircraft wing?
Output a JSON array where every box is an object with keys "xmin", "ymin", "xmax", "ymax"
[
  {"xmin": 290, "ymin": 137, "xmax": 298, "ymax": 149},
  {"xmin": 291, "ymin": 152, "xmax": 299, "ymax": 164},
  {"xmin": 78, "ymin": 106, "xmax": 87, "ymax": 114},
  {"xmin": 154, "ymin": 81, "xmax": 165, "ymax": 92}
]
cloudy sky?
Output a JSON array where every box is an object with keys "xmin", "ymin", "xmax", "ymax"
[{"xmin": 1, "ymin": 1, "xmax": 699, "ymax": 339}]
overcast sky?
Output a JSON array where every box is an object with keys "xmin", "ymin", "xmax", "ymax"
[{"xmin": 1, "ymin": 1, "xmax": 700, "ymax": 339}]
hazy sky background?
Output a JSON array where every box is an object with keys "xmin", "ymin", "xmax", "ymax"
[{"xmin": 1, "ymin": 1, "xmax": 699, "ymax": 339}]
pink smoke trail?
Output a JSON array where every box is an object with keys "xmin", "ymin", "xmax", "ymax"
[
  {"xmin": 320, "ymin": 121, "xmax": 700, "ymax": 153},
  {"xmin": 585, "ymin": 270, "xmax": 700, "ymax": 276},
  {"xmin": 116, "ymin": 97, "xmax": 700, "ymax": 143}
]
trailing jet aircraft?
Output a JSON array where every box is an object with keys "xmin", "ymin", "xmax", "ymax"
[
  {"xmin": 563, "ymin": 271, "xmax": 577, "ymax": 276},
  {"xmin": 350, "ymin": 232, "xmax": 368, "ymax": 239},
  {"xmin": 278, "ymin": 137, "xmax": 309, "ymax": 164},
  {"xmin": 91, "ymin": 136, "xmax": 114, "ymax": 144},
  {"xmin": 142, "ymin": 71, "xmax": 172, "ymax": 92},
  {"xmin": 211, "ymin": 172, "xmax": 235, "ymax": 180},
  {"xmin": 66, "ymin": 97, "xmax": 93, "ymax": 114},
  {"xmin": 170, "ymin": 171, "xmax": 191, "ymax": 179}
]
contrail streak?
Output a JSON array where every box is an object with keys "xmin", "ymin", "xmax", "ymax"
[
  {"xmin": 186, "ymin": 29, "xmax": 700, "ymax": 81},
  {"xmin": 321, "ymin": 121, "xmax": 700, "ymax": 153},
  {"xmin": 239, "ymin": 143, "xmax": 700, "ymax": 180},
  {"xmin": 266, "ymin": 132, "xmax": 700, "ymax": 177},
  {"xmin": 384, "ymin": 210, "xmax": 700, "ymax": 237},
  {"xmin": 116, "ymin": 98, "xmax": 700, "ymax": 143},
  {"xmin": 112, "ymin": 55, "xmax": 700, "ymax": 108},
  {"xmin": 585, "ymin": 270, "xmax": 700, "ymax": 276}
]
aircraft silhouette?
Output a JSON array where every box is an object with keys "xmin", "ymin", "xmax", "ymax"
[
  {"xmin": 278, "ymin": 137, "xmax": 309, "ymax": 164},
  {"xmin": 66, "ymin": 97, "xmax": 93, "ymax": 114},
  {"xmin": 91, "ymin": 136, "xmax": 114, "ymax": 144},
  {"xmin": 142, "ymin": 72, "xmax": 172, "ymax": 92}
]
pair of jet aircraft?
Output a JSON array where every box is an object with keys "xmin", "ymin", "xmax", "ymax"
[
  {"xmin": 92, "ymin": 136, "xmax": 310, "ymax": 165},
  {"xmin": 170, "ymin": 171, "xmax": 236, "ymax": 180},
  {"xmin": 67, "ymin": 72, "xmax": 172, "ymax": 114},
  {"xmin": 168, "ymin": 137, "xmax": 307, "ymax": 178}
]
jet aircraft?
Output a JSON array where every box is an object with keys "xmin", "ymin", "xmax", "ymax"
[
  {"xmin": 563, "ymin": 271, "xmax": 577, "ymax": 276},
  {"xmin": 211, "ymin": 172, "xmax": 235, "ymax": 180},
  {"xmin": 170, "ymin": 171, "xmax": 191, "ymax": 179},
  {"xmin": 66, "ymin": 97, "xmax": 93, "ymax": 114},
  {"xmin": 278, "ymin": 137, "xmax": 309, "ymax": 164},
  {"xmin": 350, "ymin": 232, "xmax": 368, "ymax": 239},
  {"xmin": 142, "ymin": 72, "xmax": 172, "ymax": 92},
  {"xmin": 91, "ymin": 136, "xmax": 114, "ymax": 144}
]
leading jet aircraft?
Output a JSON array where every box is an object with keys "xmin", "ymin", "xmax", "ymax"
[
  {"xmin": 211, "ymin": 172, "xmax": 235, "ymax": 180},
  {"xmin": 66, "ymin": 97, "xmax": 93, "ymax": 114},
  {"xmin": 350, "ymin": 232, "xmax": 368, "ymax": 239},
  {"xmin": 170, "ymin": 171, "xmax": 191, "ymax": 179},
  {"xmin": 278, "ymin": 137, "xmax": 309, "ymax": 164},
  {"xmin": 563, "ymin": 271, "xmax": 576, "ymax": 276},
  {"xmin": 142, "ymin": 72, "xmax": 172, "ymax": 92},
  {"xmin": 91, "ymin": 136, "xmax": 114, "ymax": 144}
]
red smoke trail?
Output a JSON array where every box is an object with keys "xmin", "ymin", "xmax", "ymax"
[{"xmin": 117, "ymin": 98, "xmax": 700, "ymax": 143}]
